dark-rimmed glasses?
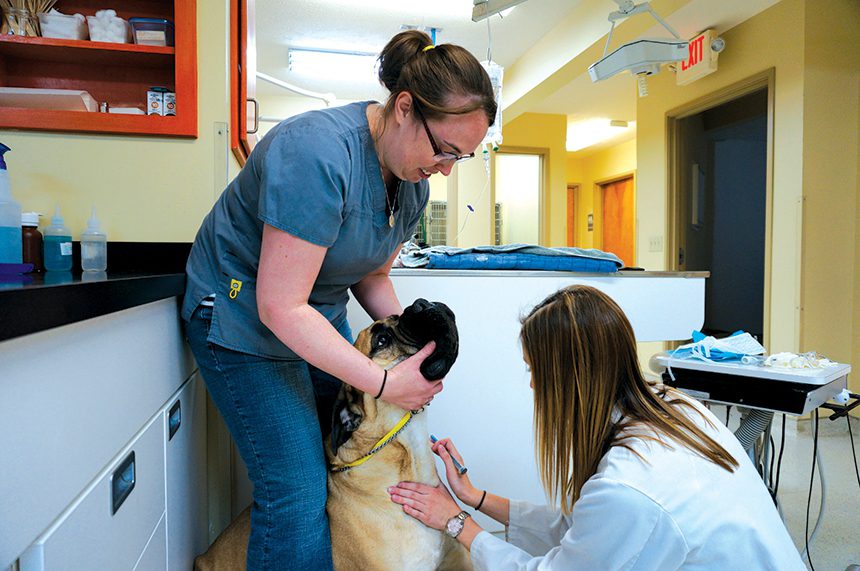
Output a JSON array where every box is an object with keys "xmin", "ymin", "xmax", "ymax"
[{"xmin": 414, "ymin": 105, "xmax": 476, "ymax": 164}]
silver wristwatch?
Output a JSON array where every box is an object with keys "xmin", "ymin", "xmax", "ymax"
[{"xmin": 444, "ymin": 510, "xmax": 471, "ymax": 538}]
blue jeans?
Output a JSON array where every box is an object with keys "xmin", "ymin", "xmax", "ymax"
[{"xmin": 185, "ymin": 305, "xmax": 348, "ymax": 570}]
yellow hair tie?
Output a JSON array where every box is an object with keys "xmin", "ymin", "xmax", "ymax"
[{"xmin": 422, "ymin": 44, "xmax": 435, "ymax": 52}]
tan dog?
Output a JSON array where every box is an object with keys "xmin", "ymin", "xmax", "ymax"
[{"xmin": 195, "ymin": 299, "xmax": 471, "ymax": 571}]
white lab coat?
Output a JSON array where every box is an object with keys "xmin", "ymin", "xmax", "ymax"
[{"xmin": 470, "ymin": 396, "xmax": 805, "ymax": 570}]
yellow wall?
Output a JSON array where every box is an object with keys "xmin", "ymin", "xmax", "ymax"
[
  {"xmin": 500, "ymin": 112, "xmax": 568, "ymax": 246},
  {"xmin": 799, "ymin": 0, "xmax": 860, "ymax": 372},
  {"xmin": 0, "ymin": 1, "xmax": 236, "ymax": 242},
  {"xmin": 568, "ymin": 139, "xmax": 637, "ymax": 250},
  {"xmin": 636, "ymin": 0, "xmax": 806, "ymax": 357},
  {"xmin": 633, "ymin": 0, "xmax": 860, "ymax": 390}
]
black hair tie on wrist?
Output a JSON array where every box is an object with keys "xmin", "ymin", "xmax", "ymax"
[
  {"xmin": 375, "ymin": 369, "xmax": 388, "ymax": 399},
  {"xmin": 475, "ymin": 490, "xmax": 487, "ymax": 511}
]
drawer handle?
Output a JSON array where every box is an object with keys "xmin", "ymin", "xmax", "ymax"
[
  {"xmin": 168, "ymin": 400, "xmax": 182, "ymax": 440},
  {"xmin": 111, "ymin": 451, "xmax": 136, "ymax": 515}
]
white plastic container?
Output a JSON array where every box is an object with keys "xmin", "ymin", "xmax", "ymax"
[
  {"xmin": 80, "ymin": 207, "xmax": 107, "ymax": 272},
  {"xmin": 0, "ymin": 143, "xmax": 22, "ymax": 265},
  {"xmin": 86, "ymin": 10, "xmax": 131, "ymax": 43},
  {"xmin": 38, "ymin": 10, "xmax": 88, "ymax": 40}
]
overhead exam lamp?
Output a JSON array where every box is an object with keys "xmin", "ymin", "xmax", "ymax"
[
  {"xmin": 472, "ymin": 0, "xmax": 527, "ymax": 22},
  {"xmin": 588, "ymin": 0, "xmax": 689, "ymax": 97}
]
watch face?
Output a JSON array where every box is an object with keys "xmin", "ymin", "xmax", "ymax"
[{"xmin": 446, "ymin": 516, "xmax": 464, "ymax": 536}]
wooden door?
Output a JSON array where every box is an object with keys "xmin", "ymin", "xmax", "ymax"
[
  {"xmin": 601, "ymin": 177, "xmax": 635, "ymax": 266},
  {"xmin": 567, "ymin": 184, "xmax": 578, "ymax": 247},
  {"xmin": 230, "ymin": 0, "xmax": 257, "ymax": 165}
]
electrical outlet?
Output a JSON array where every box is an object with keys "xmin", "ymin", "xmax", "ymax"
[{"xmin": 648, "ymin": 235, "xmax": 663, "ymax": 252}]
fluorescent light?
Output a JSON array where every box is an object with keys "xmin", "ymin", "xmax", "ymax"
[
  {"xmin": 566, "ymin": 118, "xmax": 634, "ymax": 152},
  {"xmin": 288, "ymin": 48, "xmax": 378, "ymax": 81}
]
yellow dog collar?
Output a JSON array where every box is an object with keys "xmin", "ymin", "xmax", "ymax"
[{"xmin": 330, "ymin": 411, "xmax": 413, "ymax": 473}]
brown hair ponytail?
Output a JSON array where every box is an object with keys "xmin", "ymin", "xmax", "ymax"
[{"xmin": 377, "ymin": 30, "xmax": 496, "ymax": 124}]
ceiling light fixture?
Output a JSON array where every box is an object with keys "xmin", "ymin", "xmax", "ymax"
[
  {"xmin": 588, "ymin": 0, "xmax": 688, "ymax": 97},
  {"xmin": 472, "ymin": 0, "xmax": 527, "ymax": 22},
  {"xmin": 567, "ymin": 118, "xmax": 634, "ymax": 152},
  {"xmin": 288, "ymin": 47, "xmax": 378, "ymax": 81}
]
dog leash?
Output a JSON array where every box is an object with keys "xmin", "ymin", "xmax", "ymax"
[{"xmin": 330, "ymin": 410, "xmax": 415, "ymax": 474}]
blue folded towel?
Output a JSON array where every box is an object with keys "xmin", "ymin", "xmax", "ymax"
[{"xmin": 400, "ymin": 244, "xmax": 623, "ymax": 273}]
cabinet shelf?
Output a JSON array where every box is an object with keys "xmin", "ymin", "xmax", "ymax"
[
  {"xmin": 0, "ymin": 0, "xmax": 196, "ymax": 138},
  {"xmin": 0, "ymin": 35, "xmax": 175, "ymax": 67}
]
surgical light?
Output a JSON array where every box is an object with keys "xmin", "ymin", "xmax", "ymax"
[
  {"xmin": 288, "ymin": 48, "xmax": 378, "ymax": 81},
  {"xmin": 472, "ymin": 0, "xmax": 527, "ymax": 22},
  {"xmin": 588, "ymin": 0, "xmax": 689, "ymax": 97}
]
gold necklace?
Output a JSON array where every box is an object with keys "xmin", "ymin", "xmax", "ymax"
[
  {"xmin": 385, "ymin": 182, "xmax": 400, "ymax": 228},
  {"xmin": 370, "ymin": 105, "xmax": 400, "ymax": 229}
]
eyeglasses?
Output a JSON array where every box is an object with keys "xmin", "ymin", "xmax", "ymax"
[{"xmin": 414, "ymin": 105, "xmax": 475, "ymax": 164}]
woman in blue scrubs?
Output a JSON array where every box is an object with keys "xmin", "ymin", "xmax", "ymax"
[
  {"xmin": 390, "ymin": 285, "xmax": 805, "ymax": 570},
  {"xmin": 183, "ymin": 30, "xmax": 496, "ymax": 569}
]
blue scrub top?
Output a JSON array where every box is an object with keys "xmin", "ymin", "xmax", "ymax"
[{"xmin": 182, "ymin": 101, "xmax": 429, "ymax": 359}]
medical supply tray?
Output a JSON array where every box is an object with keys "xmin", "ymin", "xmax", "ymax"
[{"xmin": 654, "ymin": 355, "xmax": 851, "ymax": 415}]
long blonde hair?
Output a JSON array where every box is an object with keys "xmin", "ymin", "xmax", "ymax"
[{"xmin": 520, "ymin": 285, "xmax": 739, "ymax": 515}]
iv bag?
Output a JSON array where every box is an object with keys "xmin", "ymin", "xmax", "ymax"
[{"xmin": 480, "ymin": 60, "xmax": 503, "ymax": 149}]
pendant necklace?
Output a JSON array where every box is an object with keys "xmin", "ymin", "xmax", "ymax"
[{"xmin": 385, "ymin": 182, "xmax": 400, "ymax": 228}]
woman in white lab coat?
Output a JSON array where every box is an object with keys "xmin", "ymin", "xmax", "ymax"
[{"xmin": 388, "ymin": 285, "xmax": 805, "ymax": 570}]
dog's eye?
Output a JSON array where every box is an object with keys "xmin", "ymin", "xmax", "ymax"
[{"xmin": 375, "ymin": 333, "xmax": 391, "ymax": 348}]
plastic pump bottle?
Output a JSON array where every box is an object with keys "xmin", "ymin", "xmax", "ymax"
[
  {"xmin": 44, "ymin": 206, "xmax": 73, "ymax": 271},
  {"xmin": 0, "ymin": 143, "xmax": 23, "ymax": 265},
  {"xmin": 81, "ymin": 207, "xmax": 107, "ymax": 272}
]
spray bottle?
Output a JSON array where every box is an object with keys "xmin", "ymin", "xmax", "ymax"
[
  {"xmin": 44, "ymin": 206, "xmax": 73, "ymax": 271},
  {"xmin": 0, "ymin": 143, "xmax": 23, "ymax": 265},
  {"xmin": 81, "ymin": 207, "xmax": 107, "ymax": 272}
]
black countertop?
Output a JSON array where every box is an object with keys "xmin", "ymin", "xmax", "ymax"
[{"xmin": 0, "ymin": 243, "xmax": 191, "ymax": 343}]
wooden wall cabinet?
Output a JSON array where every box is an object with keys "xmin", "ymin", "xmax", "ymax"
[
  {"xmin": 230, "ymin": 0, "xmax": 256, "ymax": 165},
  {"xmin": 0, "ymin": 0, "xmax": 197, "ymax": 137}
]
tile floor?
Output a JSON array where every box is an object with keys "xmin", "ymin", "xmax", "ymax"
[{"xmin": 713, "ymin": 405, "xmax": 860, "ymax": 571}]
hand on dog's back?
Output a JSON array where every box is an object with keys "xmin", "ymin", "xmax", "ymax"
[{"xmin": 382, "ymin": 341, "xmax": 444, "ymax": 410}]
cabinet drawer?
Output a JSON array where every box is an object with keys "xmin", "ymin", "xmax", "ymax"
[
  {"xmin": 1, "ymin": 298, "xmax": 194, "ymax": 568},
  {"xmin": 20, "ymin": 414, "xmax": 167, "ymax": 570},
  {"xmin": 134, "ymin": 513, "xmax": 167, "ymax": 571},
  {"xmin": 165, "ymin": 374, "xmax": 210, "ymax": 570}
]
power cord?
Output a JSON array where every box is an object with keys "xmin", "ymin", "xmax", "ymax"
[
  {"xmin": 768, "ymin": 433, "xmax": 776, "ymax": 490},
  {"xmin": 849, "ymin": 414, "xmax": 860, "ymax": 489},
  {"xmin": 771, "ymin": 414, "xmax": 786, "ymax": 504},
  {"xmin": 803, "ymin": 409, "xmax": 819, "ymax": 571}
]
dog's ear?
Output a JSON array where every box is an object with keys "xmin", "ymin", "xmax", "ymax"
[
  {"xmin": 418, "ymin": 301, "xmax": 459, "ymax": 381},
  {"xmin": 330, "ymin": 386, "xmax": 363, "ymax": 455}
]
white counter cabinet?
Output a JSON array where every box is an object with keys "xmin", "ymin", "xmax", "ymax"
[
  {"xmin": 0, "ymin": 297, "xmax": 209, "ymax": 570},
  {"xmin": 347, "ymin": 269, "xmax": 707, "ymax": 531}
]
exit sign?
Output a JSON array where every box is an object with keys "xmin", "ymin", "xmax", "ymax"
[{"xmin": 676, "ymin": 29, "xmax": 719, "ymax": 85}]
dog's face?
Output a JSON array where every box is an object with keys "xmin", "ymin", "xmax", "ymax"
[{"xmin": 330, "ymin": 298, "xmax": 458, "ymax": 455}]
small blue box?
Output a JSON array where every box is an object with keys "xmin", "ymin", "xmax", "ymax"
[{"xmin": 128, "ymin": 17, "xmax": 175, "ymax": 47}]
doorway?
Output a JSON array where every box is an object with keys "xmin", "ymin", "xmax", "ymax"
[
  {"xmin": 668, "ymin": 78, "xmax": 772, "ymax": 342},
  {"xmin": 567, "ymin": 184, "xmax": 579, "ymax": 247},
  {"xmin": 494, "ymin": 152, "xmax": 544, "ymax": 245},
  {"xmin": 597, "ymin": 176, "xmax": 636, "ymax": 266}
]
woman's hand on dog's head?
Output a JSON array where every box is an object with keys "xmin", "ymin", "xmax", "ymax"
[
  {"xmin": 383, "ymin": 342, "xmax": 444, "ymax": 411},
  {"xmin": 387, "ymin": 481, "xmax": 459, "ymax": 531}
]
